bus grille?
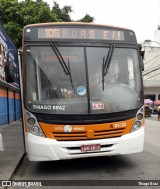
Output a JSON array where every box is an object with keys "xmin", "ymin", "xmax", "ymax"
[{"xmin": 52, "ymin": 128, "xmax": 125, "ymax": 141}]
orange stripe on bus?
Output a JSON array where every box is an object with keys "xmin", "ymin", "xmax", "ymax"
[
  {"xmin": 39, "ymin": 118, "xmax": 136, "ymax": 141},
  {"xmin": 24, "ymin": 114, "xmax": 29, "ymax": 133}
]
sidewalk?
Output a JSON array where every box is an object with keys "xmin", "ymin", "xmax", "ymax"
[{"xmin": 0, "ymin": 121, "xmax": 25, "ymax": 180}]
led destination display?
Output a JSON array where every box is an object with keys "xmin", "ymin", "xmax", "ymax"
[{"xmin": 37, "ymin": 27, "xmax": 125, "ymax": 40}]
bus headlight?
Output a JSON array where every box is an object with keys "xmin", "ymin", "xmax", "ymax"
[
  {"xmin": 26, "ymin": 111, "xmax": 45, "ymax": 138},
  {"xmin": 131, "ymin": 106, "xmax": 144, "ymax": 133},
  {"xmin": 132, "ymin": 121, "xmax": 141, "ymax": 132},
  {"xmin": 31, "ymin": 126, "xmax": 39, "ymax": 134},
  {"xmin": 27, "ymin": 117, "xmax": 36, "ymax": 125},
  {"xmin": 137, "ymin": 113, "xmax": 143, "ymax": 120}
]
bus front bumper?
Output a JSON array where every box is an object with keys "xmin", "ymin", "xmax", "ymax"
[{"xmin": 26, "ymin": 127, "xmax": 144, "ymax": 161}]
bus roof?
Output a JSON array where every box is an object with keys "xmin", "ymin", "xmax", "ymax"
[{"xmin": 24, "ymin": 22, "xmax": 135, "ymax": 33}]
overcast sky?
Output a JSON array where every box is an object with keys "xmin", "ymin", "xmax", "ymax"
[{"xmin": 44, "ymin": 0, "xmax": 160, "ymax": 42}]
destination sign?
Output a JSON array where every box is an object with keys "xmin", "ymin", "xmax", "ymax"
[{"xmin": 37, "ymin": 27, "xmax": 125, "ymax": 41}]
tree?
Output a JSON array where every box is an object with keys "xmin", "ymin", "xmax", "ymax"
[
  {"xmin": 52, "ymin": 1, "xmax": 72, "ymax": 22},
  {"xmin": 0, "ymin": 0, "xmax": 23, "ymax": 48},
  {"xmin": 77, "ymin": 14, "xmax": 94, "ymax": 23},
  {"xmin": 0, "ymin": 0, "xmax": 94, "ymax": 48}
]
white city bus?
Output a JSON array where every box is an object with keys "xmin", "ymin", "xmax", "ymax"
[{"xmin": 7, "ymin": 22, "xmax": 145, "ymax": 161}]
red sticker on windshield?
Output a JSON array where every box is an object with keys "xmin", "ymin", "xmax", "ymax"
[{"xmin": 92, "ymin": 102, "xmax": 104, "ymax": 110}]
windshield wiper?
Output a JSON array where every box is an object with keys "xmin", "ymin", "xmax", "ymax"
[
  {"xmin": 68, "ymin": 59, "xmax": 73, "ymax": 88},
  {"xmin": 102, "ymin": 43, "xmax": 115, "ymax": 90},
  {"xmin": 50, "ymin": 42, "xmax": 74, "ymax": 88},
  {"xmin": 50, "ymin": 42, "xmax": 70, "ymax": 75}
]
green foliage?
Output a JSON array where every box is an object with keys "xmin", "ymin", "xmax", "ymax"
[
  {"xmin": 0, "ymin": 0, "xmax": 94, "ymax": 48},
  {"xmin": 77, "ymin": 14, "xmax": 94, "ymax": 23},
  {"xmin": 52, "ymin": 1, "xmax": 72, "ymax": 22},
  {"xmin": 3, "ymin": 22, "xmax": 22, "ymax": 48}
]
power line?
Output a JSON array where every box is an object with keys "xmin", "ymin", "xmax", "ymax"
[
  {"xmin": 145, "ymin": 72, "xmax": 160, "ymax": 80},
  {"xmin": 143, "ymin": 63, "xmax": 160, "ymax": 74},
  {"xmin": 144, "ymin": 53, "xmax": 160, "ymax": 65},
  {"xmin": 143, "ymin": 67, "xmax": 160, "ymax": 76}
]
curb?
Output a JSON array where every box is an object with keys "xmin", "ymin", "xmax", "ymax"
[{"xmin": 0, "ymin": 152, "xmax": 24, "ymax": 181}]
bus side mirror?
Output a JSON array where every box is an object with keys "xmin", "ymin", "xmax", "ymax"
[
  {"xmin": 140, "ymin": 51, "xmax": 144, "ymax": 71},
  {"xmin": 138, "ymin": 44, "xmax": 145, "ymax": 71},
  {"xmin": 5, "ymin": 49, "xmax": 22, "ymax": 83},
  {"xmin": 140, "ymin": 58, "xmax": 144, "ymax": 71},
  {"xmin": 140, "ymin": 50, "xmax": 145, "ymax": 60},
  {"xmin": 4, "ymin": 61, "xmax": 14, "ymax": 83}
]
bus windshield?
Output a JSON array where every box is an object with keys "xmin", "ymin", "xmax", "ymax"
[{"xmin": 24, "ymin": 44, "xmax": 143, "ymax": 114}]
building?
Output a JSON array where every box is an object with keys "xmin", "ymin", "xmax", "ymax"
[
  {"xmin": 142, "ymin": 27, "xmax": 160, "ymax": 102},
  {"xmin": 0, "ymin": 23, "xmax": 21, "ymax": 126}
]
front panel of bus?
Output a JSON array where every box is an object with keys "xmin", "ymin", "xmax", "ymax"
[{"xmin": 22, "ymin": 23, "xmax": 144, "ymax": 161}]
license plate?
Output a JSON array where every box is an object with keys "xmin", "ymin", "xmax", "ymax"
[{"xmin": 81, "ymin": 144, "xmax": 101, "ymax": 152}]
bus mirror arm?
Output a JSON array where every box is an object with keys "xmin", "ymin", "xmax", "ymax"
[
  {"xmin": 138, "ymin": 44, "xmax": 145, "ymax": 71},
  {"xmin": 140, "ymin": 50, "xmax": 145, "ymax": 60},
  {"xmin": 140, "ymin": 57, "xmax": 144, "ymax": 71},
  {"xmin": 139, "ymin": 48, "xmax": 145, "ymax": 71}
]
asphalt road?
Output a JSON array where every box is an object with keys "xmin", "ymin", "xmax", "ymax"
[{"xmin": 9, "ymin": 115, "xmax": 160, "ymax": 189}]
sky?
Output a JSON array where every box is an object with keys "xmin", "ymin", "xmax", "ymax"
[{"xmin": 44, "ymin": 0, "xmax": 160, "ymax": 43}]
